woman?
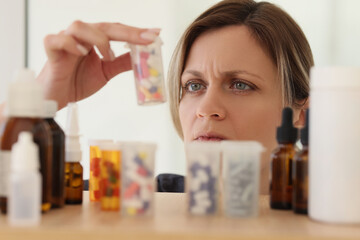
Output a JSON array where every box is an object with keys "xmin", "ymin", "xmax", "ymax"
[
  {"xmin": 0, "ymin": 0, "xmax": 313, "ymax": 194},
  {"xmin": 167, "ymin": 0, "xmax": 313, "ymax": 193}
]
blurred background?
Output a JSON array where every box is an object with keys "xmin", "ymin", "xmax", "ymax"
[{"xmin": 1, "ymin": 0, "xmax": 360, "ymax": 179}]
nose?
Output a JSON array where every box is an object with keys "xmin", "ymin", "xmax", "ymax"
[{"xmin": 196, "ymin": 87, "xmax": 226, "ymax": 120}]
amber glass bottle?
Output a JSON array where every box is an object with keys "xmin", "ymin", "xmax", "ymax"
[
  {"xmin": 0, "ymin": 69, "xmax": 53, "ymax": 214},
  {"xmin": 293, "ymin": 110, "xmax": 309, "ymax": 214},
  {"xmin": 65, "ymin": 162, "xmax": 83, "ymax": 204},
  {"xmin": 270, "ymin": 107, "xmax": 298, "ymax": 210},
  {"xmin": 44, "ymin": 100, "xmax": 65, "ymax": 208}
]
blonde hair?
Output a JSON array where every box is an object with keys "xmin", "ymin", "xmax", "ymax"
[{"xmin": 168, "ymin": 0, "xmax": 314, "ymax": 139}]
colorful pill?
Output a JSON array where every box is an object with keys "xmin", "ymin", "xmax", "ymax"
[
  {"xmin": 127, "ymin": 207, "xmax": 137, "ymax": 216},
  {"xmin": 149, "ymin": 86, "xmax": 158, "ymax": 94},
  {"xmin": 137, "ymin": 166, "xmax": 148, "ymax": 176},
  {"xmin": 149, "ymin": 68, "xmax": 159, "ymax": 77},
  {"xmin": 140, "ymin": 51, "xmax": 150, "ymax": 59},
  {"xmin": 140, "ymin": 59, "xmax": 150, "ymax": 78},
  {"xmin": 94, "ymin": 190, "xmax": 101, "ymax": 199},
  {"xmin": 139, "ymin": 152, "xmax": 147, "ymax": 160},
  {"xmin": 124, "ymin": 182, "xmax": 140, "ymax": 198},
  {"xmin": 153, "ymin": 92, "xmax": 162, "ymax": 100}
]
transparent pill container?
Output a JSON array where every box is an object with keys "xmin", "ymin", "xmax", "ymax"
[
  {"xmin": 128, "ymin": 37, "xmax": 166, "ymax": 105},
  {"xmin": 185, "ymin": 141, "xmax": 221, "ymax": 216}
]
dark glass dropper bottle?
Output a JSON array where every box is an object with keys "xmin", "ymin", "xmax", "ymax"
[
  {"xmin": 270, "ymin": 107, "xmax": 298, "ymax": 210},
  {"xmin": 293, "ymin": 109, "xmax": 309, "ymax": 214},
  {"xmin": 44, "ymin": 100, "xmax": 66, "ymax": 208}
]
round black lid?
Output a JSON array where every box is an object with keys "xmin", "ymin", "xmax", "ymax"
[{"xmin": 276, "ymin": 107, "xmax": 298, "ymax": 144}]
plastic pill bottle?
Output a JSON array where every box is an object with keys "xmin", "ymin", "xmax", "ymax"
[{"xmin": 309, "ymin": 67, "xmax": 360, "ymax": 224}]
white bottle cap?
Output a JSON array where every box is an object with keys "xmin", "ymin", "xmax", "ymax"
[
  {"xmin": 65, "ymin": 103, "xmax": 82, "ymax": 162},
  {"xmin": 43, "ymin": 100, "xmax": 58, "ymax": 118},
  {"xmin": 11, "ymin": 132, "xmax": 39, "ymax": 172},
  {"xmin": 7, "ymin": 69, "xmax": 44, "ymax": 118}
]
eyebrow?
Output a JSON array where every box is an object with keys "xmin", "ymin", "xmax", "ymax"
[{"xmin": 182, "ymin": 69, "xmax": 264, "ymax": 81}]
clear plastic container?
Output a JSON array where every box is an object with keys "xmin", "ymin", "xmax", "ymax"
[
  {"xmin": 121, "ymin": 142, "xmax": 156, "ymax": 217},
  {"xmin": 221, "ymin": 141, "xmax": 263, "ymax": 218},
  {"xmin": 128, "ymin": 37, "xmax": 166, "ymax": 105},
  {"xmin": 185, "ymin": 141, "xmax": 221, "ymax": 216}
]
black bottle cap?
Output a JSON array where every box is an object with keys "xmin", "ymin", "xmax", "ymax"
[
  {"xmin": 276, "ymin": 107, "xmax": 298, "ymax": 144},
  {"xmin": 300, "ymin": 109, "xmax": 309, "ymax": 146}
]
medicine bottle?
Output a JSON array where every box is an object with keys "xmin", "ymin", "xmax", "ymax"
[
  {"xmin": 0, "ymin": 69, "xmax": 52, "ymax": 214},
  {"xmin": 98, "ymin": 142, "xmax": 121, "ymax": 211},
  {"xmin": 293, "ymin": 109, "xmax": 309, "ymax": 214},
  {"xmin": 128, "ymin": 37, "xmax": 166, "ymax": 105},
  {"xmin": 270, "ymin": 107, "xmax": 298, "ymax": 209},
  {"xmin": 8, "ymin": 132, "xmax": 41, "ymax": 226},
  {"xmin": 89, "ymin": 139, "xmax": 113, "ymax": 202},
  {"xmin": 44, "ymin": 100, "xmax": 65, "ymax": 208},
  {"xmin": 64, "ymin": 103, "xmax": 83, "ymax": 204},
  {"xmin": 309, "ymin": 67, "xmax": 360, "ymax": 224}
]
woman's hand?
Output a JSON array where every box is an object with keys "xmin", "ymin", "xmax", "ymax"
[{"xmin": 37, "ymin": 21, "xmax": 160, "ymax": 109}]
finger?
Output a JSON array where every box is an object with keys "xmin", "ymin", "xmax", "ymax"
[
  {"xmin": 102, "ymin": 52, "xmax": 132, "ymax": 81},
  {"xmin": 44, "ymin": 33, "xmax": 90, "ymax": 62},
  {"xmin": 92, "ymin": 22, "xmax": 161, "ymax": 45},
  {"xmin": 59, "ymin": 30, "xmax": 93, "ymax": 50},
  {"xmin": 65, "ymin": 20, "xmax": 115, "ymax": 61}
]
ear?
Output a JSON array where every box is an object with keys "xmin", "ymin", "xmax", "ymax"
[{"xmin": 294, "ymin": 98, "xmax": 309, "ymax": 128}]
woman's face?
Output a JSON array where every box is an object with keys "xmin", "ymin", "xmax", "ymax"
[{"xmin": 179, "ymin": 25, "xmax": 282, "ymax": 153}]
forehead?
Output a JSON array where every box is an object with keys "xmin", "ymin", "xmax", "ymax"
[{"xmin": 184, "ymin": 25, "xmax": 276, "ymax": 77}]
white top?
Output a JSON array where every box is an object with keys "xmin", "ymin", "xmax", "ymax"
[
  {"xmin": 65, "ymin": 103, "xmax": 82, "ymax": 162},
  {"xmin": 43, "ymin": 100, "xmax": 58, "ymax": 118},
  {"xmin": 7, "ymin": 69, "xmax": 44, "ymax": 118},
  {"xmin": 11, "ymin": 131, "xmax": 39, "ymax": 172}
]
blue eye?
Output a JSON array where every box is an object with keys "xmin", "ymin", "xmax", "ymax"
[
  {"xmin": 231, "ymin": 81, "xmax": 251, "ymax": 91},
  {"xmin": 189, "ymin": 83, "xmax": 202, "ymax": 91},
  {"xmin": 184, "ymin": 81, "xmax": 205, "ymax": 93}
]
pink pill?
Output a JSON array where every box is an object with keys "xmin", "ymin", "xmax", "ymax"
[
  {"xmin": 140, "ymin": 59, "xmax": 150, "ymax": 78},
  {"xmin": 140, "ymin": 51, "xmax": 150, "ymax": 59}
]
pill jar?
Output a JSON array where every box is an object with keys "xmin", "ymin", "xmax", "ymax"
[
  {"xmin": 128, "ymin": 37, "xmax": 166, "ymax": 105},
  {"xmin": 309, "ymin": 67, "xmax": 360, "ymax": 224}
]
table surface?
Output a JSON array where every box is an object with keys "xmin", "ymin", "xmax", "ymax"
[{"xmin": 1, "ymin": 192, "xmax": 360, "ymax": 240}]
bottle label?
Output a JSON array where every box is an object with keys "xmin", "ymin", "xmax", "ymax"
[{"xmin": 0, "ymin": 150, "xmax": 11, "ymax": 196}]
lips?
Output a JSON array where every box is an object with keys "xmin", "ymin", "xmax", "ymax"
[
  {"xmin": 196, "ymin": 136, "xmax": 224, "ymax": 141},
  {"xmin": 194, "ymin": 132, "xmax": 226, "ymax": 141}
]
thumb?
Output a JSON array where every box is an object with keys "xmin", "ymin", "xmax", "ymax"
[{"xmin": 102, "ymin": 52, "xmax": 132, "ymax": 81}]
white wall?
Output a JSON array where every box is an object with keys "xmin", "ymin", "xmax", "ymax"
[
  {"xmin": 0, "ymin": 0, "xmax": 25, "ymax": 102},
  {"xmin": 25, "ymin": 0, "xmax": 360, "ymax": 179},
  {"xmin": 269, "ymin": 0, "xmax": 360, "ymax": 66}
]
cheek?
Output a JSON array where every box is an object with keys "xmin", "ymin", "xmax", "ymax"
[
  {"xmin": 230, "ymin": 96, "xmax": 282, "ymax": 143},
  {"xmin": 179, "ymin": 99, "xmax": 196, "ymax": 141}
]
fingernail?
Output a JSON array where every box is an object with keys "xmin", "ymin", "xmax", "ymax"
[
  {"xmin": 147, "ymin": 28, "xmax": 161, "ymax": 34},
  {"xmin": 76, "ymin": 44, "xmax": 89, "ymax": 55},
  {"xmin": 140, "ymin": 31, "xmax": 158, "ymax": 41},
  {"xmin": 108, "ymin": 49, "xmax": 115, "ymax": 61}
]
